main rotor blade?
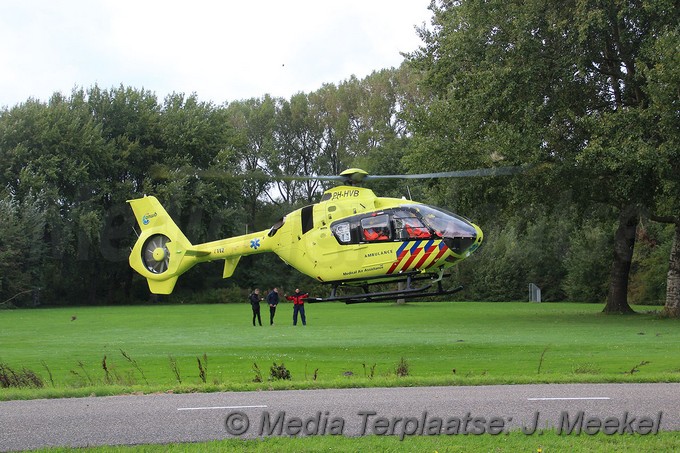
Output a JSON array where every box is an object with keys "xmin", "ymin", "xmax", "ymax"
[
  {"xmin": 260, "ymin": 165, "xmax": 529, "ymax": 182},
  {"xmin": 276, "ymin": 175, "xmax": 346, "ymax": 182},
  {"xmin": 154, "ymin": 166, "xmax": 346, "ymax": 182},
  {"xmin": 149, "ymin": 164, "xmax": 529, "ymax": 183},
  {"xmin": 364, "ymin": 165, "xmax": 528, "ymax": 180}
]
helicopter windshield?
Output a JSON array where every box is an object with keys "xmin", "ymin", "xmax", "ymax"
[
  {"xmin": 404, "ymin": 205, "xmax": 477, "ymax": 238},
  {"xmin": 402, "ymin": 204, "xmax": 478, "ymax": 254}
]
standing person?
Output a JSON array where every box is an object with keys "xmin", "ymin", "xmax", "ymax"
[
  {"xmin": 286, "ymin": 288, "xmax": 308, "ymax": 326},
  {"xmin": 249, "ymin": 288, "xmax": 262, "ymax": 326},
  {"xmin": 267, "ymin": 287, "xmax": 280, "ymax": 325}
]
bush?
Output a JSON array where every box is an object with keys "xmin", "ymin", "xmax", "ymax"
[{"xmin": 270, "ymin": 362, "xmax": 292, "ymax": 380}]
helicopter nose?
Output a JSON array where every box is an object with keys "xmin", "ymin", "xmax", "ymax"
[
  {"xmin": 443, "ymin": 234, "xmax": 476, "ymax": 254},
  {"xmin": 442, "ymin": 222, "xmax": 483, "ymax": 256}
]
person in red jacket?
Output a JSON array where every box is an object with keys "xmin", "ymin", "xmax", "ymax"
[{"xmin": 286, "ymin": 288, "xmax": 308, "ymax": 326}]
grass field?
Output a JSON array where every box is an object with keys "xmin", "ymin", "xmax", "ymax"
[
  {"xmin": 34, "ymin": 431, "xmax": 680, "ymax": 453},
  {"xmin": 1, "ymin": 301, "xmax": 679, "ymax": 399}
]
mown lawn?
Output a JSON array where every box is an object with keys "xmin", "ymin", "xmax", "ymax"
[{"xmin": 1, "ymin": 301, "xmax": 678, "ymax": 398}]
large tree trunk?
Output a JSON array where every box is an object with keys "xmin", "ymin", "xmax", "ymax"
[
  {"xmin": 663, "ymin": 222, "xmax": 680, "ymax": 317},
  {"xmin": 603, "ymin": 207, "xmax": 637, "ymax": 314}
]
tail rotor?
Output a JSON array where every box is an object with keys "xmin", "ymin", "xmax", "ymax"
[{"xmin": 142, "ymin": 234, "xmax": 171, "ymax": 274}]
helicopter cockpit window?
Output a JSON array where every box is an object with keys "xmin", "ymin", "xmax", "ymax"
[
  {"xmin": 391, "ymin": 211, "xmax": 429, "ymax": 239},
  {"xmin": 361, "ymin": 214, "xmax": 391, "ymax": 242},
  {"xmin": 331, "ymin": 222, "xmax": 352, "ymax": 244},
  {"xmin": 401, "ymin": 217, "xmax": 431, "ymax": 239},
  {"xmin": 268, "ymin": 216, "xmax": 286, "ymax": 237}
]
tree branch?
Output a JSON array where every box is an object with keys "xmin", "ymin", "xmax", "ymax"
[{"xmin": 650, "ymin": 214, "xmax": 680, "ymax": 225}]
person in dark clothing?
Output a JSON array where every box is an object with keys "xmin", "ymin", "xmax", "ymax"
[
  {"xmin": 267, "ymin": 287, "xmax": 280, "ymax": 325},
  {"xmin": 249, "ymin": 288, "xmax": 262, "ymax": 326},
  {"xmin": 285, "ymin": 288, "xmax": 308, "ymax": 326}
]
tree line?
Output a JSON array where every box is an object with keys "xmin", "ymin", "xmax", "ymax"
[{"xmin": 0, "ymin": 0, "xmax": 678, "ymax": 316}]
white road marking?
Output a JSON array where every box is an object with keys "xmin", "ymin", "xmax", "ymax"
[
  {"xmin": 527, "ymin": 397, "xmax": 611, "ymax": 401},
  {"xmin": 177, "ymin": 405, "xmax": 268, "ymax": 411}
]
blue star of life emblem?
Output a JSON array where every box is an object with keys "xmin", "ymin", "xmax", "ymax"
[{"xmin": 250, "ymin": 239, "xmax": 261, "ymax": 250}]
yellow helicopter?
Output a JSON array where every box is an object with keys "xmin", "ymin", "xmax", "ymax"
[{"xmin": 128, "ymin": 167, "xmax": 516, "ymax": 302}]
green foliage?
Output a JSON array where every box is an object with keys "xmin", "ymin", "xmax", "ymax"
[
  {"xmin": 562, "ymin": 221, "xmax": 615, "ymax": 303},
  {"xmin": 629, "ymin": 224, "xmax": 674, "ymax": 305},
  {"xmin": 454, "ymin": 208, "xmax": 597, "ymax": 302},
  {"xmin": 0, "ymin": 191, "xmax": 46, "ymax": 306},
  {"xmin": 462, "ymin": 224, "xmax": 529, "ymax": 301},
  {"xmin": 0, "ymin": 86, "xmax": 251, "ymax": 304}
]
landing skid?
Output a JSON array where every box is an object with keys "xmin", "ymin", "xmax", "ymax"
[{"xmin": 310, "ymin": 270, "xmax": 464, "ymax": 304}]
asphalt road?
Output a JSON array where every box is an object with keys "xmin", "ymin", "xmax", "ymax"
[{"xmin": 1, "ymin": 383, "xmax": 679, "ymax": 451}]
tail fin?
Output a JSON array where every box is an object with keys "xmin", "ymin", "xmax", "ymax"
[{"xmin": 128, "ymin": 196, "xmax": 207, "ymax": 294}]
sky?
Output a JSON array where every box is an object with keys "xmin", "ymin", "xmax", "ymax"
[{"xmin": 0, "ymin": 0, "xmax": 432, "ymax": 108}]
